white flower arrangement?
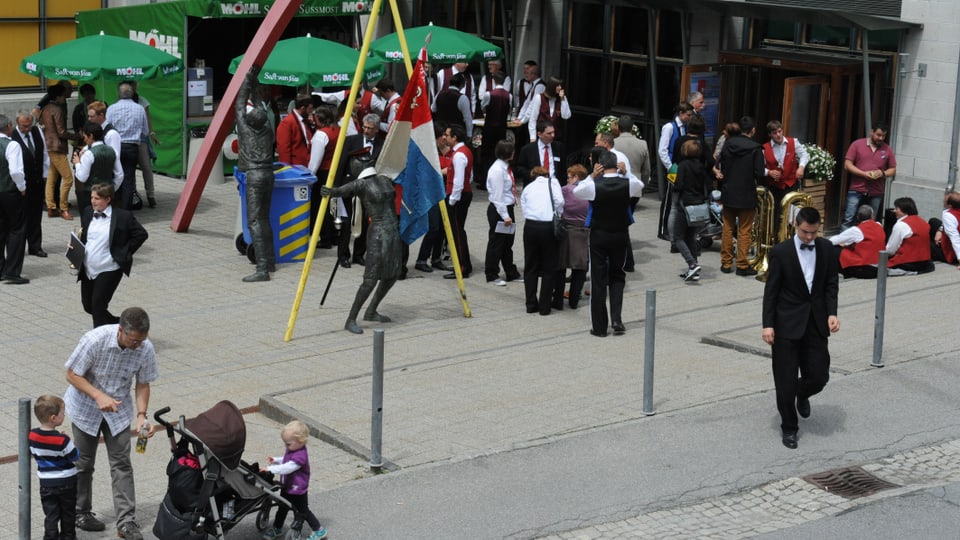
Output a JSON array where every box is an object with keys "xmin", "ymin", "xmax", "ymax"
[
  {"xmin": 803, "ymin": 143, "xmax": 837, "ymax": 183},
  {"xmin": 594, "ymin": 115, "xmax": 640, "ymax": 137}
]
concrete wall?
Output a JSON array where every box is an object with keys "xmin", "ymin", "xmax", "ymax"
[{"xmin": 892, "ymin": 0, "xmax": 960, "ymax": 217}]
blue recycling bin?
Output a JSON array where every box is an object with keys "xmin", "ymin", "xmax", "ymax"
[{"xmin": 236, "ymin": 163, "xmax": 317, "ymax": 263}]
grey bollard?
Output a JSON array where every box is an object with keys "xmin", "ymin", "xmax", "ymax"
[
  {"xmin": 19, "ymin": 397, "xmax": 31, "ymax": 539},
  {"xmin": 872, "ymin": 251, "xmax": 889, "ymax": 368},
  {"xmin": 643, "ymin": 289, "xmax": 657, "ymax": 416},
  {"xmin": 370, "ymin": 329, "xmax": 384, "ymax": 470}
]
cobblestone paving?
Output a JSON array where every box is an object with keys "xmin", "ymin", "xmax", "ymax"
[{"xmin": 542, "ymin": 439, "xmax": 960, "ymax": 539}]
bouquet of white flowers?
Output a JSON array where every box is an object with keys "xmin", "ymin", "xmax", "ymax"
[
  {"xmin": 594, "ymin": 115, "xmax": 640, "ymax": 137},
  {"xmin": 803, "ymin": 143, "xmax": 836, "ymax": 183}
]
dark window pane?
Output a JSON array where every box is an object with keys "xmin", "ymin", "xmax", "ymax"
[
  {"xmin": 657, "ymin": 11, "xmax": 683, "ymax": 59},
  {"xmin": 656, "ymin": 64, "xmax": 682, "ymax": 120},
  {"xmin": 765, "ymin": 20, "xmax": 796, "ymax": 42},
  {"xmin": 569, "ymin": 2, "xmax": 605, "ymax": 50},
  {"xmin": 612, "ymin": 7, "xmax": 649, "ymax": 55},
  {"xmin": 609, "ymin": 61, "xmax": 647, "ymax": 111},
  {"xmin": 566, "ymin": 53, "xmax": 603, "ymax": 112},
  {"xmin": 807, "ymin": 25, "xmax": 851, "ymax": 47},
  {"xmin": 867, "ymin": 29, "xmax": 900, "ymax": 52}
]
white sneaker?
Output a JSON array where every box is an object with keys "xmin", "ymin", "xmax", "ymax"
[
  {"xmin": 490, "ymin": 278, "xmax": 507, "ymax": 286},
  {"xmin": 683, "ymin": 265, "xmax": 702, "ymax": 282}
]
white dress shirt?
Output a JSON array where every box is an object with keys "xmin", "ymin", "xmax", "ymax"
[
  {"xmin": 765, "ymin": 137, "xmax": 810, "ymax": 176},
  {"xmin": 886, "ymin": 216, "xmax": 914, "ymax": 254},
  {"xmin": 794, "ymin": 235, "xmax": 816, "ymax": 293},
  {"xmin": 524, "ymin": 94, "xmax": 572, "ymax": 141},
  {"xmin": 74, "ymin": 142, "xmax": 124, "ymax": 190},
  {"xmin": 520, "ymin": 175, "xmax": 564, "ymax": 221},
  {"xmin": 307, "ymin": 129, "xmax": 330, "ymax": 174},
  {"xmin": 657, "ymin": 116, "xmax": 685, "ymax": 169},
  {"xmin": 1, "ymin": 134, "xmax": 26, "ymax": 192},
  {"xmin": 486, "ymin": 159, "xmax": 516, "ymax": 220},
  {"xmin": 941, "ymin": 208, "xmax": 960, "ymax": 262},
  {"xmin": 572, "ymin": 173, "xmax": 644, "ymax": 201},
  {"xmin": 84, "ymin": 206, "xmax": 121, "ymax": 279},
  {"xmin": 449, "ymin": 143, "xmax": 469, "ymax": 205}
]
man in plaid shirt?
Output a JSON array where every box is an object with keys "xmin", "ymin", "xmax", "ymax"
[{"xmin": 64, "ymin": 306, "xmax": 158, "ymax": 540}]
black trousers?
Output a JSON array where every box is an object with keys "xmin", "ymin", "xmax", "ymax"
[
  {"xmin": 80, "ymin": 268, "xmax": 124, "ymax": 327},
  {"xmin": 415, "ymin": 204, "xmax": 443, "ymax": 263},
  {"xmin": 273, "ymin": 491, "xmax": 321, "ymax": 532},
  {"xmin": 117, "ymin": 143, "xmax": 139, "ymax": 211},
  {"xmin": 523, "ymin": 220, "xmax": 558, "ymax": 314},
  {"xmin": 446, "ymin": 191, "xmax": 473, "ymax": 273},
  {"xmin": 0, "ymin": 190, "xmax": 27, "ymax": 279},
  {"xmin": 772, "ymin": 314, "xmax": 830, "ymax": 434},
  {"xmin": 589, "ymin": 228, "xmax": 629, "ymax": 334},
  {"xmin": 484, "ymin": 203, "xmax": 520, "ymax": 281},
  {"xmin": 25, "ymin": 177, "xmax": 44, "ymax": 252},
  {"xmin": 41, "ymin": 480, "xmax": 77, "ymax": 540}
]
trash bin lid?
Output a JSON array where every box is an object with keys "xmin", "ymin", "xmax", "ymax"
[{"xmin": 274, "ymin": 162, "xmax": 317, "ymax": 185}]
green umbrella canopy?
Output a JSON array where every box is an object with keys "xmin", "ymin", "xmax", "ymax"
[
  {"xmin": 20, "ymin": 31, "xmax": 183, "ymax": 81},
  {"xmin": 371, "ymin": 23, "xmax": 503, "ymax": 64},
  {"xmin": 228, "ymin": 35, "xmax": 385, "ymax": 88}
]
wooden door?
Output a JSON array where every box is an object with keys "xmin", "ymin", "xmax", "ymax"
[{"xmin": 782, "ymin": 76, "xmax": 829, "ymax": 146}]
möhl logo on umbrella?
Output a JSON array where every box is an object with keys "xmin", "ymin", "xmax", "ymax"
[{"xmin": 117, "ymin": 67, "xmax": 145, "ymax": 77}]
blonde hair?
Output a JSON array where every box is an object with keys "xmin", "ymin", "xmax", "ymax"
[{"xmin": 283, "ymin": 420, "xmax": 309, "ymax": 443}]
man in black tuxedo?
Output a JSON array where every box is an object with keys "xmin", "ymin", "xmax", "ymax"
[
  {"xmin": 762, "ymin": 206, "xmax": 840, "ymax": 449},
  {"xmin": 73, "ymin": 183, "xmax": 148, "ymax": 327},
  {"xmin": 11, "ymin": 110, "xmax": 49, "ymax": 257},
  {"xmin": 515, "ymin": 120, "xmax": 564, "ymax": 186},
  {"xmin": 335, "ymin": 113, "xmax": 383, "ymax": 268}
]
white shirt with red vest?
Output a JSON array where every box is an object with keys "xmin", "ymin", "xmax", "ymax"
[
  {"xmin": 887, "ymin": 214, "xmax": 931, "ymax": 267},
  {"xmin": 525, "ymin": 93, "xmax": 571, "ymax": 141},
  {"xmin": 762, "ymin": 136, "xmax": 809, "ymax": 189},
  {"xmin": 447, "ymin": 142, "xmax": 473, "ymax": 205},
  {"xmin": 437, "ymin": 66, "xmax": 475, "ymax": 111},
  {"xmin": 379, "ymin": 93, "xmax": 402, "ymax": 133},
  {"xmin": 940, "ymin": 206, "xmax": 960, "ymax": 265},
  {"xmin": 830, "ymin": 219, "xmax": 885, "ymax": 269}
]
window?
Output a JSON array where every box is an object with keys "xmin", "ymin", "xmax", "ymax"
[
  {"xmin": 609, "ymin": 61, "xmax": 646, "ymax": 111},
  {"xmin": 568, "ymin": 1, "xmax": 605, "ymax": 50},
  {"xmin": 612, "ymin": 6, "xmax": 649, "ymax": 55},
  {"xmin": 656, "ymin": 11, "xmax": 684, "ymax": 60},
  {"xmin": 806, "ymin": 25, "xmax": 852, "ymax": 48}
]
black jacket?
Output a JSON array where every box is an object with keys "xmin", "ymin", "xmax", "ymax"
[
  {"xmin": 762, "ymin": 237, "xmax": 839, "ymax": 339},
  {"xmin": 78, "ymin": 206, "xmax": 148, "ymax": 278},
  {"xmin": 717, "ymin": 134, "xmax": 764, "ymax": 209},
  {"xmin": 514, "ymin": 140, "xmax": 565, "ymax": 187},
  {"xmin": 674, "ymin": 160, "xmax": 710, "ymax": 206}
]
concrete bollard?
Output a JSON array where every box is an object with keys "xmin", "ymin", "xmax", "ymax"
[
  {"xmin": 370, "ymin": 329, "xmax": 384, "ymax": 470},
  {"xmin": 643, "ymin": 289, "xmax": 657, "ymax": 416}
]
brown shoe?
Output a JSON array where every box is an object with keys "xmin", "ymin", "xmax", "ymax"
[
  {"xmin": 61, "ymin": 210, "xmax": 73, "ymax": 220},
  {"xmin": 48, "ymin": 208, "xmax": 59, "ymax": 218}
]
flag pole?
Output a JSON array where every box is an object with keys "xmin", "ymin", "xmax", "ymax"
[
  {"xmin": 284, "ymin": 0, "xmax": 384, "ymax": 342},
  {"xmin": 390, "ymin": 0, "xmax": 471, "ymax": 317}
]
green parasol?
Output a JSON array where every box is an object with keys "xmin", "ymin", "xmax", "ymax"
[
  {"xmin": 228, "ymin": 35, "xmax": 385, "ymax": 88},
  {"xmin": 370, "ymin": 23, "xmax": 503, "ymax": 64},
  {"xmin": 19, "ymin": 31, "xmax": 183, "ymax": 81}
]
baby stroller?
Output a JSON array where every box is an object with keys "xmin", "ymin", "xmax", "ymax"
[
  {"xmin": 697, "ymin": 190, "xmax": 724, "ymax": 249},
  {"xmin": 152, "ymin": 400, "xmax": 308, "ymax": 539}
]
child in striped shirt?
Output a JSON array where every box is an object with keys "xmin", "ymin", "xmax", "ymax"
[{"xmin": 29, "ymin": 394, "xmax": 79, "ymax": 540}]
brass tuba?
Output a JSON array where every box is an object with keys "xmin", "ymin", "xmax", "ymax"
[{"xmin": 750, "ymin": 188, "xmax": 814, "ymax": 280}]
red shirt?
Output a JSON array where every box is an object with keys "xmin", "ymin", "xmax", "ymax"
[{"xmin": 845, "ymin": 138, "xmax": 896, "ymax": 196}]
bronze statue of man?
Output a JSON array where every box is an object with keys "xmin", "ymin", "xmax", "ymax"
[
  {"xmin": 321, "ymin": 157, "xmax": 402, "ymax": 333},
  {"xmin": 235, "ymin": 65, "xmax": 277, "ymax": 282}
]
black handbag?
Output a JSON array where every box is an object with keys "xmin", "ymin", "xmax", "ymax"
[{"xmin": 546, "ymin": 177, "xmax": 566, "ymax": 239}]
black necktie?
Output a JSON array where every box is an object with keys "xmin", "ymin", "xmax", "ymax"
[
  {"xmin": 94, "ymin": 212, "xmax": 105, "ymax": 219},
  {"xmin": 800, "ymin": 243, "xmax": 815, "ymax": 251}
]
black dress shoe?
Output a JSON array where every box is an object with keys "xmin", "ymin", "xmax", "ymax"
[
  {"xmin": 590, "ymin": 329, "xmax": 608, "ymax": 338},
  {"xmin": 30, "ymin": 249, "xmax": 48, "ymax": 257},
  {"xmin": 352, "ymin": 255, "xmax": 365, "ymax": 266},
  {"xmin": 720, "ymin": 266, "xmax": 733, "ymax": 274},
  {"xmin": 797, "ymin": 396, "xmax": 811, "ymax": 418},
  {"xmin": 414, "ymin": 262, "xmax": 433, "ymax": 272},
  {"xmin": 432, "ymin": 260, "xmax": 453, "ymax": 271},
  {"xmin": 736, "ymin": 267, "xmax": 758, "ymax": 276},
  {"xmin": 3, "ymin": 275, "xmax": 30, "ymax": 284},
  {"xmin": 782, "ymin": 432, "xmax": 798, "ymax": 449},
  {"xmin": 339, "ymin": 257, "xmax": 351, "ymax": 269},
  {"xmin": 612, "ymin": 321, "xmax": 626, "ymax": 335}
]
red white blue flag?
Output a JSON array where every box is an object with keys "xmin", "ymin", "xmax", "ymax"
[{"xmin": 376, "ymin": 46, "xmax": 446, "ymax": 244}]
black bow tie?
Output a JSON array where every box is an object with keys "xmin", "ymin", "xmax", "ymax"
[
  {"xmin": 800, "ymin": 243, "xmax": 815, "ymax": 251},
  {"xmin": 366, "ymin": 139, "xmax": 375, "ymax": 146},
  {"xmin": 93, "ymin": 212, "xmax": 106, "ymax": 219}
]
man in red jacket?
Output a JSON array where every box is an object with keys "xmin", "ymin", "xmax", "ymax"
[
  {"xmin": 828, "ymin": 204, "xmax": 884, "ymax": 279},
  {"xmin": 761, "ymin": 120, "xmax": 809, "ymax": 232},
  {"xmin": 276, "ymin": 95, "xmax": 313, "ymax": 166},
  {"xmin": 886, "ymin": 197, "xmax": 934, "ymax": 275}
]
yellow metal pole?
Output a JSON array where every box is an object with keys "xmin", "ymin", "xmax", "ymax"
[
  {"xmin": 389, "ymin": 0, "xmax": 470, "ymax": 317},
  {"xmin": 284, "ymin": 0, "xmax": 385, "ymax": 341}
]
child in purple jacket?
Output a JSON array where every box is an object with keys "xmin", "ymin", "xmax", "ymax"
[{"xmin": 261, "ymin": 421, "xmax": 327, "ymax": 540}]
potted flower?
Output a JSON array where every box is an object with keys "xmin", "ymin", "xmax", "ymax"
[
  {"xmin": 594, "ymin": 115, "xmax": 640, "ymax": 137},
  {"xmin": 803, "ymin": 143, "xmax": 837, "ymax": 183}
]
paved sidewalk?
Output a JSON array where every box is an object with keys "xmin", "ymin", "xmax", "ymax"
[{"xmin": 3, "ymin": 172, "xmax": 957, "ymax": 539}]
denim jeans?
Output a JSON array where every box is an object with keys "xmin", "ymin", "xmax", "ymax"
[{"xmin": 842, "ymin": 191, "xmax": 882, "ymax": 229}]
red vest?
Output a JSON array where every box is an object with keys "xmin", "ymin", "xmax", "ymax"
[
  {"xmin": 888, "ymin": 214, "xmax": 931, "ymax": 267},
  {"xmin": 356, "ymin": 90, "xmax": 375, "ymax": 121},
  {"xmin": 318, "ymin": 125, "xmax": 340, "ymax": 172},
  {"xmin": 381, "ymin": 94, "xmax": 400, "ymax": 129},
  {"xmin": 537, "ymin": 96, "xmax": 561, "ymax": 127},
  {"xmin": 840, "ymin": 220, "xmax": 885, "ymax": 269},
  {"xmin": 762, "ymin": 137, "xmax": 799, "ymax": 189},
  {"xmin": 445, "ymin": 144, "xmax": 473, "ymax": 195},
  {"xmin": 942, "ymin": 207, "xmax": 960, "ymax": 264}
]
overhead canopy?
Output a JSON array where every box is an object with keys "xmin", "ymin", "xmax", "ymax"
[{"xmin": 628, "ymin": 0, "xmax": 921, "ymax": 31}]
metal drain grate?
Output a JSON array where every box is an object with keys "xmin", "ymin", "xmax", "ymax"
[{"xmin": 803, "ymin": 466, "xmax": 900, "ymax": 499}]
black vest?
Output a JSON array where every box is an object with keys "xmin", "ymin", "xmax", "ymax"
[
  {"xmin": 0, "ymin": 138, "xmax": 16, "ymax": 193},
  {"xmin": 89, "ymin": 144, "xmax": 117, "ymax": 185},
  {"xmin": 435, "ymin": 89, "xmax": 465, "ymax": 129},
  {"xmin": 13, "ymin": 127, "xmax": 44, "ymax": 182},
  {"xmin": 589, "ymin": 176, "xmax": 632, "ymax": 232}
]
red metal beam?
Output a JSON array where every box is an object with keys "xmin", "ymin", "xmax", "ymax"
[{"xmin": 170, "ymin": 0, "xmax": 303, "ymax": 232}]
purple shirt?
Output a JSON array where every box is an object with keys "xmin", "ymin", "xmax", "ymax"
[
  {"xmin": 562, "ymin": 183, "xmax": 590, "ymax": 224},
  {"xmin": 845, "ymin": 138, "xmax": 896, "ymax": 196}
]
